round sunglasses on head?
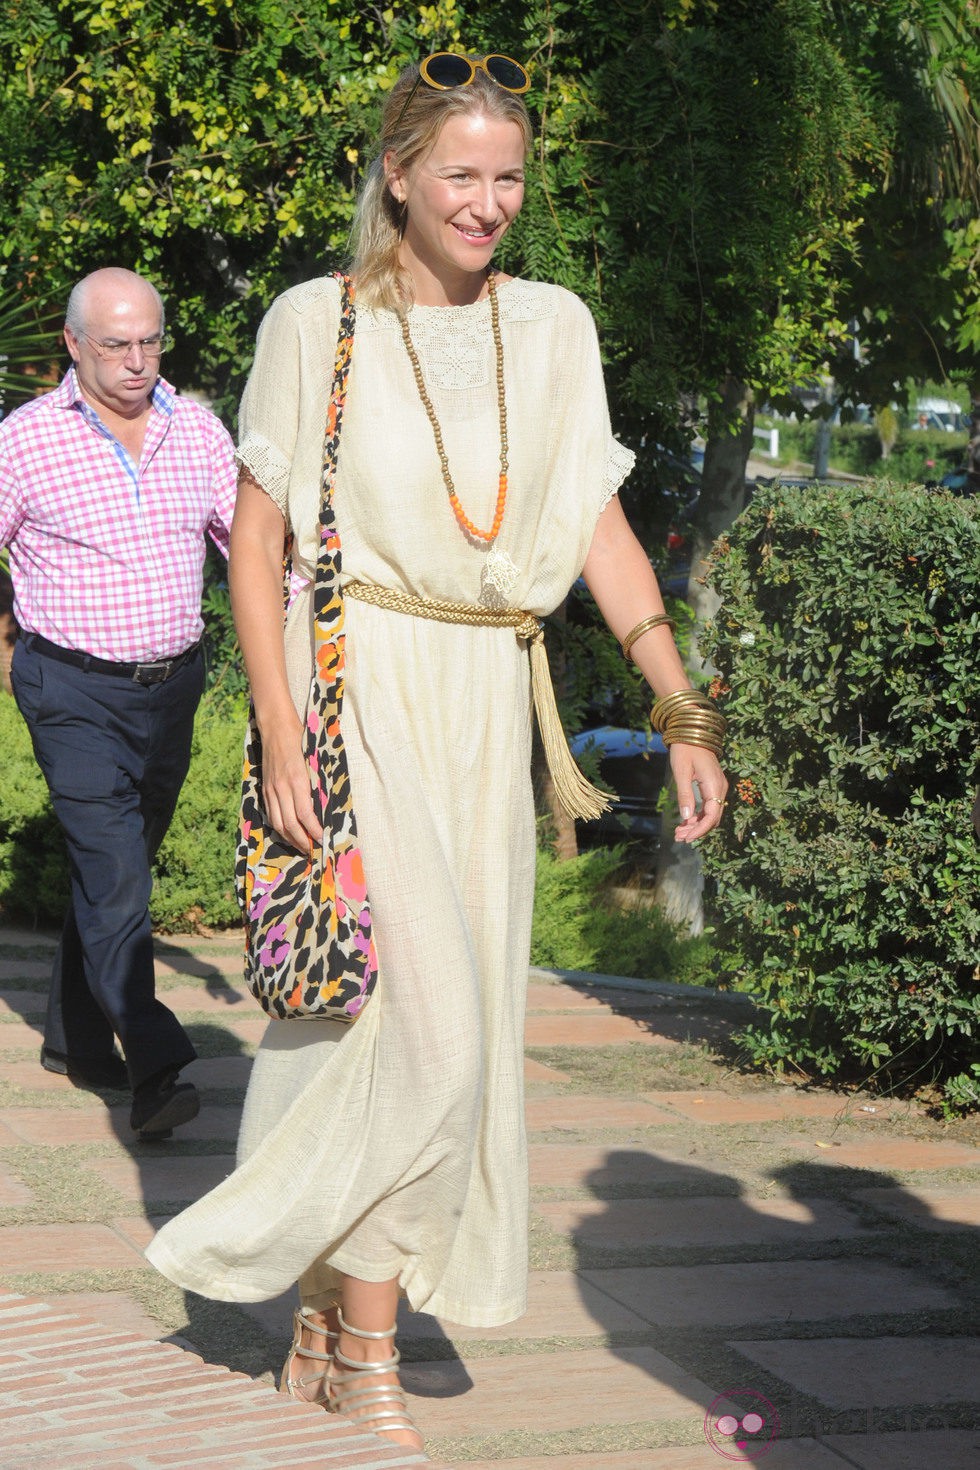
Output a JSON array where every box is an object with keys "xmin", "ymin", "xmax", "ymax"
[
  {"xmin": 391, "ymin": 52, "xmax": 531, "ymax": 136},
  {"xmin": 419, "ymin": 52, "xmax": 530, "ymax": 94}
]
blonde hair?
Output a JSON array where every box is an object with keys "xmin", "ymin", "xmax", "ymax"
[{"xmin": 351, "ymin": 62, "xmax": 533, "ymax": 312}]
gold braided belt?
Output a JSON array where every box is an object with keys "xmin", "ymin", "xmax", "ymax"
[{"xmin": 343, "ymin": 579, "xmax": 614, "ymax": 822}]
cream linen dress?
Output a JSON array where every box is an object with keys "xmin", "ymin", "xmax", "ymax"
[{"xmin": 145, "ymin": 275, "xmax": 634, "ymax": 1327}]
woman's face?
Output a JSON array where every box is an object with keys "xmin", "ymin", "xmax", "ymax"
[{"xmin": 389, "ymin": 110, "xmax": 526, "ymax": 294}]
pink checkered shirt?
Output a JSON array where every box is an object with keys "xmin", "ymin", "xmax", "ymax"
[{"xmin": 0, "ymin": 369, "xmax": 237, "ymax": 662}]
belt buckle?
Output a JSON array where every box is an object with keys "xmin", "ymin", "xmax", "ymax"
[{"xmin": 133, "ymin": 660, "xmax": 172, "ymax": 686}]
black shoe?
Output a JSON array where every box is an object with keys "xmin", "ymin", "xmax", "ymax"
[
  {"xmin": 40, "ymin": 1046, "xmax": 129, "ymax": 1090},
  {"xmin": 130, "ymin": 1069, "xmax": 200, "ymax": 1140}
]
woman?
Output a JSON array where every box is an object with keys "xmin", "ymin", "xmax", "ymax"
[{"xmin": 147, "ymin": 53, "xmax": 727, "ymax": 1453}]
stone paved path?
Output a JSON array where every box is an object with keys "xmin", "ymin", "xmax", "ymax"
[{"xmin": 0, "ymin": 925, "xmax": 978, "ymax": 1468}]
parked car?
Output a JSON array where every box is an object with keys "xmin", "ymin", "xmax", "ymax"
[{"xmin": 568, "ymin": 725, "xmax": 669, "ymax": 851}]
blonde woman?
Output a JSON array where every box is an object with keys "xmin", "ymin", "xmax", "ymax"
[{"xmin": 147, "ymin": 52, "xmax": 727, "ymax": 1453}]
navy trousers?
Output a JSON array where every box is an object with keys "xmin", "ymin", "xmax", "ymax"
[{"xmin": 10, "ymin": 637, "xmax": 204, "ymax": 1089}]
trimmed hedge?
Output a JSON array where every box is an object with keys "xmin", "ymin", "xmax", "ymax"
[
  {"xmin": 0, "ymin": 687, "xmax": 245, "ymax": 932},
  {"xmin": 700, "ymin": 479, "xmax": 980, "ymax": 1109}
]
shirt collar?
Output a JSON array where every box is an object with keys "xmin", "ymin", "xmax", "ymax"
[{"xmin": 59, "ymin": 366, "xmax": 176, "ymax": 419}]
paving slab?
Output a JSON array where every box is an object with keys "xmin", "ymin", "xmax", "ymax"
[
  {"xmin": 0, "ymin": 960, "xmax": 49, "ymax": 981},
  {"xmin": 149, "ymin": 985, "xmax": 255, "ymax": 1017},
  {"xmin": 0, "ymin": 928, "xmax": 57, "ymax": 948},
  {"xmin": 579, "ymin": 1259, "xmax": 958, "ymax": 1328},
  {"xmin": 154, "ymin": 952, "xmax": 245, "ymax": 980},
  {"xmin": 525, "ymin": 1013, "xmax": 681, "ymax": 1046},
  {"xmin": 778, "ymin": 1134, "xmax": 980, "ymax": 1171},
  {"xmin": 204, "ymin": 1015, "xmax": 271, "ymax": 1047},
  {"xmin": 643, "ymin": 1088, "xmax": 886, "ymax": 1124},
  {"xmin": 854, "ymin": 1185, "xmax": 980, "ymax": 1230},
  {"xmin": 0, "ymin": 1159, "xmax": 33, "ymax": 1205},
  {"xmin": 535, "ymin": 1194, "xmax": 869, "ymax": 1249},
  {"xmin": 182, "ymin": 1054, "xmax": 254, "ymax": 1089},
  {"xmin": 526, "ymin": 983, "xmax": 670, "ymax": 1013},
  {"xmin": 0, "ymin": 1104, "xmax": 243, "ymax": 1146},
  {"xmin": 822, "ymin": 1430, "xmax": 980, "ymax": 1469},
  {"xmin": 525, "ymin": 1095, "xmax": 678, "ymax": 1130},
  {"xmin": 0, "ymin": 1019, "xmax": 44, "ymax": 1050},
  {"xmin": 0, "ymin": 1060, "xmax": 109, "ymax": 1094},
  {"xmin": 529, "ymin": 1143, "xmax": 728, "ymax": 1191},
  {"xmin": 0, "ymin": 1222, "xmax": 148, "ymax": 1274},
  {"xmin": 524, "ymin": 1057, "xmax": 572, "ymax": 1085},
  {"xmin": 399, "ymin": 1345, "xmax": 722, "ymax": 1437},
  {"xmin": 398, "ymin": 1270, "xmax": 652, "ymax": 1341},
  {"xmin": 0, "ymin": 1118, "xmax": 25, "ymax": 1147},
  {"xmin": 731, "ymin": 1335, "xmax": 980, "ymax": 1410},
  {"xmin": 82, "ymin": 1153, "xmax": 235, "ymax": 1206},
  {"xmin": 0, "ymin": 989, "xmax": 45, "ymax": 1016}
]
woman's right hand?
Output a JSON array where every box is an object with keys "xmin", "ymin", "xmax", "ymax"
[{"xmin": 258, "ymin": 718, "xmax": 324, "ymax": 853}]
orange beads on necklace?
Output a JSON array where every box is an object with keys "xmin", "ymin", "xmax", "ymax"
[{"xmin": 399, "ymin": 268, "xmax": 509, "ymax": 545}]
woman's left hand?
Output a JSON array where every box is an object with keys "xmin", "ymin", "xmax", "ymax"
[{"xmin": 669, "ymin": 744, "xmax": 728, "ymax": 843}]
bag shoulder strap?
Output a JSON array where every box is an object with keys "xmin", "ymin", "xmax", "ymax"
[{"xmin": 317, "ymin": 272, "xmax": 356, "ymax": 549}]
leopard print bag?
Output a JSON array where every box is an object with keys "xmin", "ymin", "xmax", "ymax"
[{"xmin": 235, "ymin": 275, "xmax": 377, "ymax": 1021}]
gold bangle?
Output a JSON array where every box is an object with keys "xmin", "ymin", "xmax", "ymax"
[
  {"xmin": 650, "ymin": 689, "xmax": 723, "ymax": 733},
  {"xmin": 651, "ymin": 688, "xmax": 726, "ymax": 757},
  {"xmin": 621, "ymin": 614, "xmax": 676, "ymax": 663}
]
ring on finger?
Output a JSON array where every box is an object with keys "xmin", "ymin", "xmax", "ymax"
[{"xmin": 704, "ymin": 796, "xmax": 727, "ymax": 808}]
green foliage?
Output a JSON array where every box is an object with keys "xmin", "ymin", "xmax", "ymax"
[
  {"xmin": 201, "ymin": 546, "xmax": 247, "ymax": 699},
  {"xmin": 0, "ymin": 0, "xmax": 466, "ymax": 417},
  {"xmin": 0, "ymin": 685, "xmax": 246, "ymax": 931},
  {"xmin": 151, "ymin": 690, "xmax": 246, "ymax": 930},
  {"xmin": 763, "ymin": 418, "xmax": 968, "ymax": 481},
  {"xmin": 699, "ymin": 479, "xmax": 980, "ymax": 1106},
  {"xmin": 532, "ymin": 842, "xmax": 714, "ymax": 981},
  {"xmin": 0, "ymin": 689, "xmax": 71, "ymax": 925},
  {"xmin": 0, "ymin": 288, "xmax": 57, "ymax": 405}
]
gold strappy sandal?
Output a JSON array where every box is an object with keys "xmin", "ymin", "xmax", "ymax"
[
  {"xmin": 280, "ymin": 1305, "xmax": 339, "ymax": 1406},
  {"xmin": 328, "ymin": 1309, "xmax": 423, "ymax": 1450}
]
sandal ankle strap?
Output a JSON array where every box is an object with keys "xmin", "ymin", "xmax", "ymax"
[{"xmin": 337, "ymin": 1307, "xmax": 398, "ymax": 1342}]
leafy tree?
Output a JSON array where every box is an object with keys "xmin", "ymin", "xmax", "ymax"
[
  {"xmin": 826, "ymin": 1, "xmax": 980, "ymax": 413},
  {"xmin": 0, "ymin": 0, "xmax": 465, "ymax": 416}
]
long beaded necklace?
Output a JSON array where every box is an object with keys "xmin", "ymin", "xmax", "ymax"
[{"xmin": 398, "ymin": 267, "xmax": 508, "ymax": 545}]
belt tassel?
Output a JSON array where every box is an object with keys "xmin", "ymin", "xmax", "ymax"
[{"xmin": 525, "ymin": 625, "xmax": 613, "ymax": 822}]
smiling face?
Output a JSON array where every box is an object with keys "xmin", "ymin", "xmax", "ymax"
[
  {"xmin": 63, "ymin": 272, "xmax": 164, "ymax": 422},
  {"xmin": 387, "ymin": 110, "xmax": 526, "ymax": 303}
]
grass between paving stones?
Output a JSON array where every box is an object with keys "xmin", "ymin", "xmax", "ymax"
[{"xmin": 428, "ymin": 1418, "xmax": 709, "ymax": 1464}]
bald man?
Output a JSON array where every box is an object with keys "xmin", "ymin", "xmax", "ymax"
[{"xmin": 1, "ymin": 268, "xmax": 237, "ymax": 1138}]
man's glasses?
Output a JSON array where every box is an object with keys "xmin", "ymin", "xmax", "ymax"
[
  {"xmin": 391, "ymin": 52, "xmax": 530, "ymax": 136},
  {"xmin": 83, "ymin": 333, "xmax": 170, "ymax": 360}
]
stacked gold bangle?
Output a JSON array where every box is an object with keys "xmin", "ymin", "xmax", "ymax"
[
  {"xmin": 621, "ymin": 614, "xmax": 676, "ymax": 663},
  {"xmin": 650, "ymin": 689, "xmax": 726, "ymax": 758}
]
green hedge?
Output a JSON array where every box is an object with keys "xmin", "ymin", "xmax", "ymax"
[
  {"xmin": 700, "ymin": 480, "xmax": 980, "ymax": 1109},
  {"xmin": 0, "ymin": 687, "xmax": 245, "ymax": 931}
]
